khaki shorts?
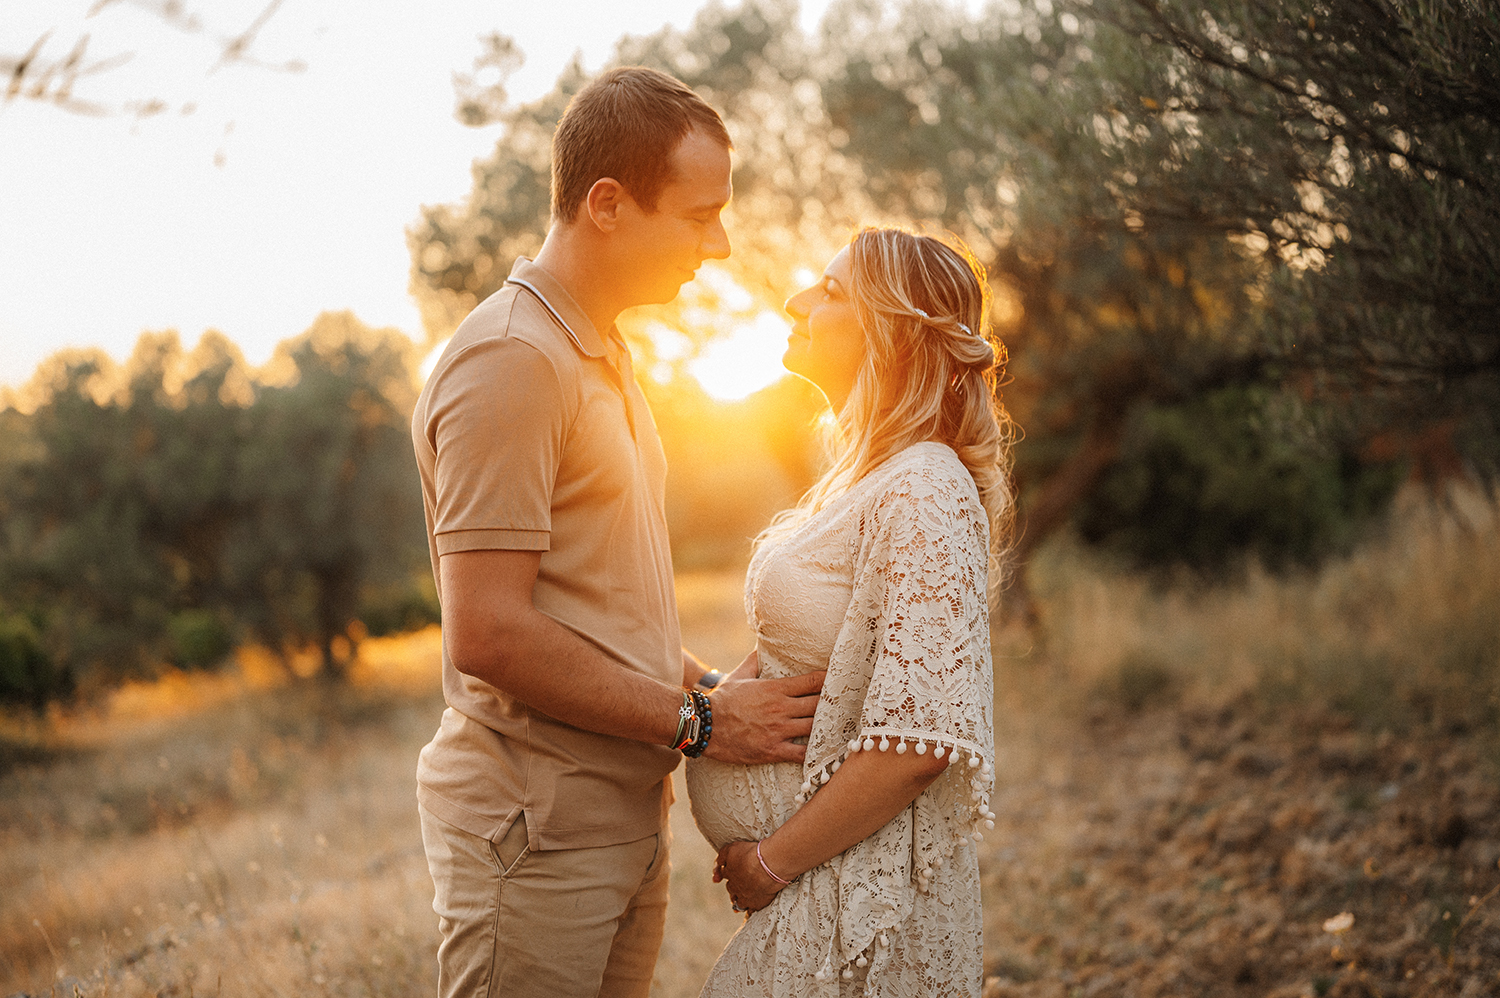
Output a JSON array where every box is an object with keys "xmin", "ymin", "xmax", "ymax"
[{"xmin": 419, "ymin": 804, "xmax": 670, "ymax": 998}]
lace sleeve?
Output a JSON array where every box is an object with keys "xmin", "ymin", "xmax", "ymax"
[
  {"xmin": 798, "ymin": 453, "xmax": 996, "ymax": 837},
  {"xmin": 855, "ymin": 463, "xmax": 992, "ymax": 756}
]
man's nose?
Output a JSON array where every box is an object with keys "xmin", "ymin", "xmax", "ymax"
[{"xmin": 702, "ymin": 217, "xmax": 730, "ymax": 261}]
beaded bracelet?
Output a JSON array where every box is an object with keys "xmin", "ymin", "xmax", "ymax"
[{"xmin": 681, "ymin": 687, "xmax": 713, "ymax": 757}]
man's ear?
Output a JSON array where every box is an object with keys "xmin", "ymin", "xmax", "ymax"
[{"xmin": 585, "ymin": 178, "xmax": 628, "ymax": 232}]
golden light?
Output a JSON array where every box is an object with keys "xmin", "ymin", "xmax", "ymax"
[
  {"xmin": 420, "ymin": 265, "xmax": 801, "ymax": 402},
  {"xmin": 687, "ymin": 311, "xmax": 792, "ymax": 401},
  {"xmin": 419, "ymin": 337, "xmax": 450, "ymax": 383}
]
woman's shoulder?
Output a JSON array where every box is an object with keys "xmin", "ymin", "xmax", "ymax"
[
  {"xmin": 842, "ymin": 444, "xmax": 983, "ymax": 545},
  {"xmin": 862, "ymin": 442, "xmax": 978, "ymax": 505}
]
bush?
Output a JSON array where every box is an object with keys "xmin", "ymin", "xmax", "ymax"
[
  {"xmin": 1076, "ymin": 387, "xmax": 1405, "ymax": 573},
  {"xmin": 0, "ymin": 612, "xmax": 70, "ymax": 711},
  {"xmin": 167, "ymin": 609, "xmax": 235, "ymax": 669},
  {"xmin": 358, "ymin": 574, "xmax": 441, "ymax": 638}
]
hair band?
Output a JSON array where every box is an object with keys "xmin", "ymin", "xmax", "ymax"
[{"xmin": 912, "ymin": 307, "xmax": 977, "ymax": 338}]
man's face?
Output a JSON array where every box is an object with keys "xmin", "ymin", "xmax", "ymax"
[{"xmin": 614, "ymin": 127, "xmax": 732, "ymax": 307}]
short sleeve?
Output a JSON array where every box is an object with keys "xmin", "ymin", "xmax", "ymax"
[
  {"xmin": 856, "ymin": 466, "xmax": 991, "ymax": 749},
  {"xmin": 423, "ymin": 336, "xmax": 568, "ymax": 554}
]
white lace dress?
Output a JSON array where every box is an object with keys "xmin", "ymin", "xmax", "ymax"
[{"xmin": 686, "ymin": 442, "xmax": 996, "ymax": 998}]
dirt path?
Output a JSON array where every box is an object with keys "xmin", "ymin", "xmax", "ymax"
[{"xmin": 979, "ymin": 700, "xmax": 1500, "ymax": 998}]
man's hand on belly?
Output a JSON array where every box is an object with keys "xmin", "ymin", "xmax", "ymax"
[{"xmin": 703, "ymin": 649, "xmax": 824, "ymax": 765}]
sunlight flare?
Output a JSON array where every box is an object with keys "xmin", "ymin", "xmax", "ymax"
[
  {"xmin": 687, "ymin": 312, "xmax": 791, "ymax": 401},
  {"xmin": 420, "ymin": 337, "xmax": 450, "ymax": 382}
]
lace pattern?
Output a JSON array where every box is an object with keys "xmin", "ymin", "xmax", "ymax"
[{"xmin": 687, "ymin": 442, "xmax": 994, "ymax": 997}]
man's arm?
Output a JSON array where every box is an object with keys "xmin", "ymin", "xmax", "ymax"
[
  {"xmin": 441, "ymin": 549, "xmax": 820, "ymax": 763},
  {"xmin": 682, "ymin": 648, "xmax": 712, "ymax": 688}
]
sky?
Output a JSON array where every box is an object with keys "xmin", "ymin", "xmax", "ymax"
[{"xmin": 0, "ymin": 0, "xmax": 834, "ymax": 393}]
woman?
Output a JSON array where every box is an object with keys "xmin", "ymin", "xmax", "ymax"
[{"xmin": 686, "ymin": 227, "xmax": 1015, "ymax": 996}]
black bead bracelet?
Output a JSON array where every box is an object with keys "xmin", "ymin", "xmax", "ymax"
[{"xmin": 681, "ymin": 687, "xmax": 713, "ymax": 757}]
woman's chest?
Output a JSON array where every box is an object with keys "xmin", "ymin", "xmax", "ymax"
[{"xmin": 746, "ymin": 509, "xmax": 861, "ymax": 672}]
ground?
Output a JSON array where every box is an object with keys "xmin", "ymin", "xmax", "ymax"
[
  {"xmin": 1, "ymin": 552, "xmax": 1496, "ymax": 997},
  {"xmin": 979, "ymin": 695, "xmax": 1499, "ymax": 998}
]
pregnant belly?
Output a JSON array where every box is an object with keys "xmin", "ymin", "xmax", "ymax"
[
  {"xmin": 685, "ymin": 756, "xmax": 804, "ymax": 851},
  {"xmin": 685, "ymin": 648, "xmax": 819, "ymax": 850}
]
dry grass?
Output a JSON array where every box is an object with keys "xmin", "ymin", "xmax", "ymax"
[
  {"xmin": 0, "ymin": 632, "xmax": 446, "ymax": 997},
  {"xmin": 979, "ymin": 484, "xmax": 1500, "ymax": 998},
  {"xmin": 1017, "ymin": 483, "xmax": 1500, "ymax": 740},
  {"xmin": 2, "ymin": 488, "xmax": 1496, "ymax": 997}
]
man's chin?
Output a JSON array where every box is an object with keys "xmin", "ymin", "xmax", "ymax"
[{"xmin": 640, "ymin": 277, "xmax": 693, "ymax": 306}]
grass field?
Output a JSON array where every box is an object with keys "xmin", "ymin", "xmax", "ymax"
[{"xmin": 2, "ymin": 486, "xmax": 1497, "ymax": 997}]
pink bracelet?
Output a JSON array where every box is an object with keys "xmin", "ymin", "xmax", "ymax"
[{"xmin": 756, "ymin": 840, "xmax": 792, "ymax": 885}]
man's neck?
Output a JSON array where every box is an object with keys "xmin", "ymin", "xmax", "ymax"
[{"xmin": 532, "ymin": 226, "xmax": 623, "ymax": 339}]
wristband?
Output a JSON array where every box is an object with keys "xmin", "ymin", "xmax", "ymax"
[
  {"xmin": 672, "ymin": 691, "xmax": 698, "ymax": 752},
  {"xmin": 681, "ymin": 687, "xmax": 713, "ymax": 757},
  {"xmin": 756, "ymin": 840, "xmax": 792, "ymax": 885}
]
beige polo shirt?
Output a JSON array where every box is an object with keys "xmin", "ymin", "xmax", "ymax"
[{"xmin": 411, "ymin": 257, "xmax": 682, "ymax": 851}]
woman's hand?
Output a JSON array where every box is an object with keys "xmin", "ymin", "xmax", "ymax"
[
  {"xmin": 712, "ymin": 840, "xmax": 784, "ymax": 913},
  {"xmin": 709, "ymin": 742, "xmax": 952, "ymax": 915}
]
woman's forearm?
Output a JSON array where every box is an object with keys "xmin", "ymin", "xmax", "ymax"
[
  {"xmin": 760, "ymin": 745, "xmax": 949, "ymax": 878},
  {"xmin": 716, "ymin": 743, "xmax": 950, "ymax": 910}
]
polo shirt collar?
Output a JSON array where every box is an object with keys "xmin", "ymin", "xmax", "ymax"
[{"xmin": 505, "ymin": 258, "xmax": 608, "ymax": 359}]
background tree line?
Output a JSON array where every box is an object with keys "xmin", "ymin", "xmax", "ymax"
[{"xmin": 0, "ymin": 316, "xmax": 436, "ymax": 709}]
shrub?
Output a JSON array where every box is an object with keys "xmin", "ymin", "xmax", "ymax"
[
  {"xmin": 0, "ymin": 611, "xmax": 69, "ymax": 711},
  {"xmin": 167, "ymin": 609, "xmax": 235, "ymax": 669},
  {"xmin": 1076, "ymin": 386, "xmax": 1404, "ymax": 573},
  {"xmin": 358, "ymin": 574, "xmax": 441, "ymax": 638}
]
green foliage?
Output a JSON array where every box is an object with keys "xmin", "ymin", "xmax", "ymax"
[
  {"xmin": 1082, "ymin": 0, "xmax": 1500, "ymax": 471},
  {"xmin": 1076, "ymin": 387, "xmax": 1405, "ymax": 572},
  {"xmin": 0, "ymin": 319, "xmax": 432, "ymax": 703},
  {"xmin": 167, "ymin": 609, "xmax": 235, "ymax": 669},
  {"xmin": 358, "ymin": 573, "xmax": 441, "ymax": 639},
  {"xmin": 224, "ymin": 314, "xmax": 426, "ymax": 678},
  {"xmin": 0, "ymin": 611, "xmax": 68, "ymax": 712}
]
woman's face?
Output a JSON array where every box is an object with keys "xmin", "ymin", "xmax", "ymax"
[{"xmin": 783, "ymin": 246, "xmax": 866, "ymax": 409}]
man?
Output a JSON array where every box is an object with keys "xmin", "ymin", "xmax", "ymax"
[{"xmin": 411, "ymin": 66, "xmax": 823, "ymax": 997}]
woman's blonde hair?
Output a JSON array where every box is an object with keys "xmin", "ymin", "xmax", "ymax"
[{"xmin": 760, "ymin": 227, "xmax": 1018, "ymax": 603}]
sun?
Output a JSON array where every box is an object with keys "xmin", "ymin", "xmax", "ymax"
[{"xmin": 687, "ymin": 312, "xmax": 792, "ymax": 401}]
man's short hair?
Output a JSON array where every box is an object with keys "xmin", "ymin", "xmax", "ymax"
[{"xmin": 551, "ymin": 66, "xmax": 731, "ymax": 223}]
